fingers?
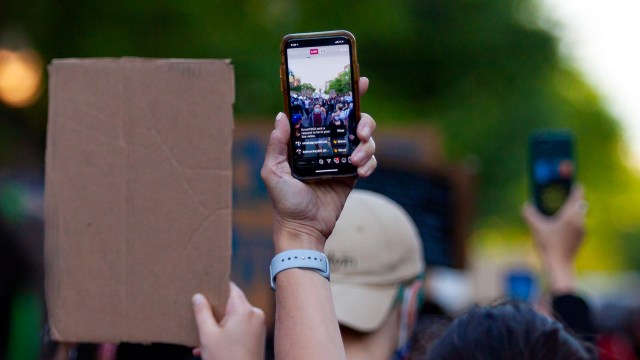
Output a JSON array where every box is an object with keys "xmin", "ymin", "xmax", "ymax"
[
  {"xmin": 223, "ymin": 282, "xmax": 265, "ymax": 326},
  {"xmin": 559, "ymin": 185, "xmax": 584, "ymax": 214},
  {"xmin": 192, "ymin": 348, "xmax": 201, "ymax": 357},
  {"xmin": 356, "ymin": 113, "xmax": 376, "ymax": 143},
  {"xmin": 562, "ymin": 185, "xmax": 583, "ymax": 208},
  {"xmin": 192, "ymin": 293, "xmax": 219, "ymax": 342},
  {"xmin": 350, "ymin": 136, "xmax": 375, "ymax": 166},
  {"xmin": 359, "ymin": 77, "xmax": 369, "ymax": 97},
  {"xmin": 350, "ymin": 113, "xmax": 377, "ymax": 177},
  {"xmin": 357, "ymin": 155, "xmax": 377, "ymax": 177},
  {"xmin": 560, "ymin": 185, "xmax": 586, "ymax": 229},
  {"xmin": 522, "ymin": 185, "xmax": 585, "ymax": 225},
  {"xmin": 225, "ymin": 282, "xmax": 250, "ymax": 315},
  {"xmin": 261, "ymin": 112, "xmax": 292, "ymax": 181}
]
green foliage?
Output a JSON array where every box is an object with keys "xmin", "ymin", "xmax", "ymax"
[
  {"xmin": 3, "ymin": 0, "xmax": 640, "ymax": 269},
  {"xmin": 325, "ymin": 69, "xmax": 351, "ymax": 95},
  {"xmin": 291, "ymin": 83, "xmax": 315, "ymax": 96}
]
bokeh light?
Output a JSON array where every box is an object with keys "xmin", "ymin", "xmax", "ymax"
[{"xmin": 0, "ymin": 49, "xmax": 43, "ymax": 108}]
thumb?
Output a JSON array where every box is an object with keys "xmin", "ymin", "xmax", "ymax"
[
  {"xmin": 192, "ymin": 293, "xmax": 219, "ymax": 342},
  {"xmin": 262, "ymin": 112, "xmax": 291, "ymax": 179}
]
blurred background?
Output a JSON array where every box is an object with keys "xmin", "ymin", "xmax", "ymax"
[{"xmin": 1, "ymin": 0, "xmax": 640, "ymax": 358}]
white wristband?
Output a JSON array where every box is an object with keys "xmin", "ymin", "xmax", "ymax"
[{"xmin": 270, "ymin": 250, "xmax": 330, "ymax": 290}]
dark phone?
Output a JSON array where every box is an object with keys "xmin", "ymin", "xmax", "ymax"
[
  {"xmin": 529, "ymin": 130, "xmax": 575, "ymax": 216},
  {"xmin": 280, "ymin": 31, "xmax": 360, "ymax": 180}
]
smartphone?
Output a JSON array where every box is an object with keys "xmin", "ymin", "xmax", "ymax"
[
  {"xmin": 529, "ymin": 129, "xmax": 575, "ymax": 216},
  {"xmin": 504, "ymin": 268, "xmax": 538, "ymax": 303},
  {"xmin": 280, "ymin": 30, "xmax": 360, "ymax": 180}
]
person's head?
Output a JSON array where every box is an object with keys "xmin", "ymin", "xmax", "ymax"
[
  {"xmin": 325, "ymin": 190, "xmax": 425, "ymax": 355},
  {"xmin": 314, "ymin": 104, "xmax": 321, "ymax": 112},
  {"xmin": 427, "ymin": 302, "xmax": 592, "ymax": 360}
]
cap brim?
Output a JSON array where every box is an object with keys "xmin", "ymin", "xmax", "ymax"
[{"xmin": 330, "ymin": 282, "xmax": 399, "ymax": 332}]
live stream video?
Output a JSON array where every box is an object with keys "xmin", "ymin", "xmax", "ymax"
[{"xmin": 287, "ymin": 44, "xmax": 357, "ymax": 165}]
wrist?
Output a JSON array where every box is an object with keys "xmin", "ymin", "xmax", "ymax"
[
  {"xmin": 273, "ymin": 217, "xmax": 326, "ymax": 253},
  {"xmin": 275, "ymin": 234, "xmax": 324, "ymax": 253},
  {"xmin": 545, "ymin": 257, "xmax": 576, "ymax": 294}
]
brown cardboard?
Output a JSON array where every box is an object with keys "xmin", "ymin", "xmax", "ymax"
[{"xmin": 45, "ymin": 58, "xmax": 234, "ymax": 346}]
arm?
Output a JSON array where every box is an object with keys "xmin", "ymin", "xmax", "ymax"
[
  {"xmin": 261, "ymin": 78, "xmax": 376, "ymax": 360},
  {"xmin": 522, "ymin": 186, "xmax": 585, "ymax": 294},
  {"xmin": 522, "ymin": 186, "xmax": 597, "ymax": 342}
]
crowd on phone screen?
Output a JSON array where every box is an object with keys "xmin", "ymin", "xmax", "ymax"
[
  {"xmin": 291, "ymin": 95, "xmax": 357, "ymax": 155},
  {"xmin": 290, "ymin": 95, "xmax": 354, "ymax": 125}
]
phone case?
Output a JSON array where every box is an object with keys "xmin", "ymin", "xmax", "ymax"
[{"xmin": 280, "ymin": 30, "xmax": 361, "ymax": 181}]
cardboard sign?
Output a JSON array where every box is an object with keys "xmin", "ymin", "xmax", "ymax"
[{"xmin": 45, "ymin": 58, "xmax": 234, "ymax": 346}]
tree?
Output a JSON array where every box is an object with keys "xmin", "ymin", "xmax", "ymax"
[
  {"xmin": 291, "ymin": 83, "xmax": 314, "ymax": 95},
  {"xmin": 5, "ymin": 0, "xmax": 639, "ymax": 270},
  {"xmin": 299, "ymin": 83, "xmax": 315, "ymax": 97},
  {"xmin": 325, "ymin": 69, "xmax": 351, "ymax": 95}
]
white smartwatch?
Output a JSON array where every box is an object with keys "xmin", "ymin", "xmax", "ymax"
[{"xmin": 270, "ymin": 249, "xmax": 330, "ymax": 290}]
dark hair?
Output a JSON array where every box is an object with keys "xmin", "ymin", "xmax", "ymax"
[{"xmin": 426, "ymin": 302, "xmax": 593, "ymax": 360}]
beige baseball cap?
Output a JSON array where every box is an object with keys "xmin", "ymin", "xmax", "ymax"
[{"xmin": 325, "ymin": 189, "xmax": 425, "ymax": 332}]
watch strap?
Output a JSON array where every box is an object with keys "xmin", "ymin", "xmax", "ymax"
[{"xmin": 270, "ymin": 249, "xmax": 330, "ymax": 290}]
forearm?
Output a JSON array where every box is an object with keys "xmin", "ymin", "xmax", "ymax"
[
  {"xmin": 274, "ymin": 269, "xmax": 346, "ymax": 360},
  {"xmin": 273, "ymin": 226, "xmax": 346, "ymax": 360}
]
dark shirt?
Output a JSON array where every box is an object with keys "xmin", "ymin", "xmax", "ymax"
[{"xmin": 552, "ymin": 293, "xmax": 598, "ymax": 345}]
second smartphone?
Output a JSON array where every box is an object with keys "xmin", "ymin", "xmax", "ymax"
[
  {"xmin": 280, "ymin": 30, "xmax": 360, "ymax": 180},
  {"xmin": 529, "ymin": 129, "xmax": 575, "ymax": 216}
]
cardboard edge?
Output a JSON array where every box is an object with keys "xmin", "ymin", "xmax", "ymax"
[
  {"xmin": 49, "ymin": 323, "xmax": 62, "ymax": 341},
  {"xmin": 52, "ymin": 57, "xmax": 233, "ymax": 64},
  {"xmin": 226, "ymin": 61, "xmax": 235, "ymax": 105},
  {"xmin": 44, "ymin": 62, "xmax": 60, "ymax": 339}
]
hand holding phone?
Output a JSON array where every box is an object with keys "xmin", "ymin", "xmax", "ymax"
[
  {"xmin": 260, "ymin": 109, "xmax": 376, "ymax": 252},
  {"xmin": 522, "ymin": 186, "xmax": 585, "ymax": 293},
  {"xmin": 280, "ymin": 30, "xmax": 360, "ymax": 180}
]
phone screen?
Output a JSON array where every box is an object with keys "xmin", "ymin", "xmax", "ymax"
[
  {"xmin": 282, "ymin": 33, "xmax": 359, "ymax": 179},
  {"xmin": 529, "ymin": 130, "xmax": 575, "ymax": 216}
]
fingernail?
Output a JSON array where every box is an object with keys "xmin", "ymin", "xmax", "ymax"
[
  {"xmin": 276, "ymin": 112, "xmax": 286, "ymax": 123},
  {"xmin": 358, "ymin": 166, "xmax": 368, "ymax": 178},
  {"xmin": 192, "ymin": 293, "xmax": 205, "ymax": 306},
  {"xmin": 351, "ymin": 151, "xmax": 361, "ymax": 164},
  {"xmin": 362, "ymin": 126, "xmax": 372, "ymax": 139}
]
